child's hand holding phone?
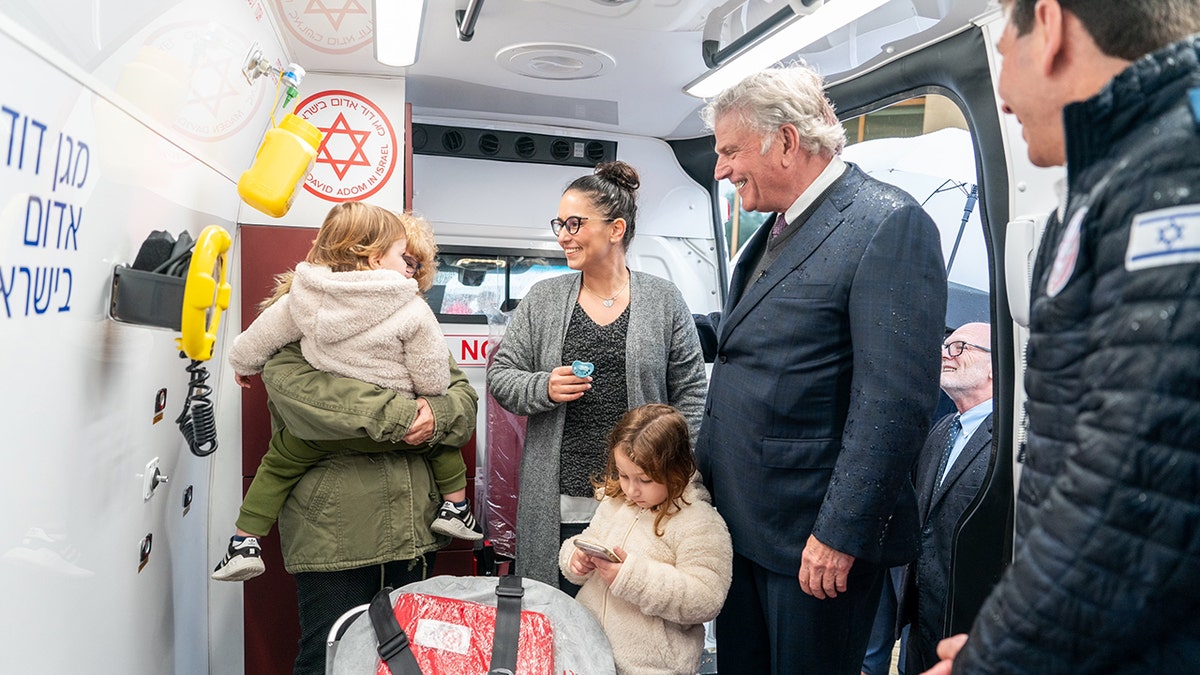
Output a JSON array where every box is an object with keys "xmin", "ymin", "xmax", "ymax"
[
  {"xmin": 573, "ymin": 539, "xmax": 627, "ymax": 585},
  {"xmin": 589, "ymin": 544, "xmax": 627, "ymax": 586},
  {"xmin": 568, "ymin": 547, "xmax": 597, "ymax": 576},
  {"xmin": 574, "ymin": 538, "xmax": 621, "ymax": 562}
]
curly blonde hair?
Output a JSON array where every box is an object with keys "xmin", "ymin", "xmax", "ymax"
[
  {"xmin": 260, "ymin": 201, "xmax": 408, "ymax": 309},
  {"xmin": 398, "ymin": 211, "xmax": 439, "ymax": 293}
]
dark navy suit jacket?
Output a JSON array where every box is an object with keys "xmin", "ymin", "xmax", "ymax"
[
  {"xmin": 695, "ymin": 163, "xmax": 947, "ymax": 575},
  {"xmin": 901, "ymin": 411, "xmax": 994, "ymax": 672}
]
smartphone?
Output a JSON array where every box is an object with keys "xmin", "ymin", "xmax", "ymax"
[{"xmin": 574, "ymin": 539, "xmax": 621, "ymax": 563}]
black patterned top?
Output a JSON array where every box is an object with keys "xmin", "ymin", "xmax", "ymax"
[{"xmin": 559, "ymin": 302, "xmax": 630, "ymax": 497}]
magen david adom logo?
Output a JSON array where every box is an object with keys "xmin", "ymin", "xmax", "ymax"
[
  {"xmin": 142, "ymin": 21, "xmax": 266, "ymax": 142},
  {"xmin": 294, "ymin": 90, "xmax": 398, "ymax": 202},
  {"xmin": 274, "ymin": 0, "xmax": 373, "ymax": 54}
]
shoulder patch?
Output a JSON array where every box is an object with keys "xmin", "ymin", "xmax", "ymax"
[
  {"xmin": 1125, "ymin": 205, "xmax": 1200, "ymax": 272},
  {"xmin": 1046, "ymin": 206, "xmax": 1086, "ymax": 297}
]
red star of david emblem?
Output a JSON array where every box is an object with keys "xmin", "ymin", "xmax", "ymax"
[
  {"xmin": 316, "ymin": 112, "xmax": 371, "ymax": 179},
  {"xmin": 305, "ymin": 0, "xmax": 368, "ymax": 31}
]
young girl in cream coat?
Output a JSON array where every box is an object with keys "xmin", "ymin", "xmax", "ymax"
[{"xmin": 560, "ymin": 404, "xmax": 732, "ymax": 674}]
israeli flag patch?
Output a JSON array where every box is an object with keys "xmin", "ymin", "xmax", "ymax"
[{"xmin": 1126, "ymin": 205, "xmax": 1200, "ymax": 271}]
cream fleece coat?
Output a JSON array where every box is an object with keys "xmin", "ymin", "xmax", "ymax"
[
  {"xmin": 229, "ymin": 262, "xmax": 449, "ymax": 397},
  {"xmin": 559, "ymin": 480, "xmax": 732, "ymax": 675}
]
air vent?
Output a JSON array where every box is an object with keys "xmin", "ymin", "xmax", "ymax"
[
  {"xmin": 585, "ymin": 141, "xmax": 607, "ymax": 163},
  {"xmin": 514, "ymin": 136, "xmax": 536, "ymax": 158},
  {"xmin": 411, "ymin": 124, "xmax": 616, "ymax": 168},
  {"xmin": 550, "ymin": 139, "xmax": 571, "ymax": 161},
  {"xmin": 479, "ymin": 133, "xmax": 500, "ymax": 155},
  {"xmin": 441, "ymin": 130, "xmax": 464, "ymax": 152},
  {"xmin": 496, "ymin": 44, "xmax": 616, "ymax": 81},
  {"xmin": 411, "ymin": 126, "xmax": 428, "ymax": 151}
]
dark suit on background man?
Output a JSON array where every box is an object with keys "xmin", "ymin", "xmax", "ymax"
[
  {"xmin": 902, "ymin": 412, "xmax": 993, "ymax": 672},
  {"xmin": 897, "ymin": 322, "xmax": 995, "ymax": 673},
  {"xmin": 694, "ymin": 65, "xmax": 946, "ymax": 675}
]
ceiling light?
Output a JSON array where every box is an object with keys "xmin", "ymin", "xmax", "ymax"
[
  {"xmin": 374, "ymin": 0, "xmax": 427, "ymax": 67},
  {"xmin": 685, "ymin": 0, "xmax": 891, "ymax": 98}
]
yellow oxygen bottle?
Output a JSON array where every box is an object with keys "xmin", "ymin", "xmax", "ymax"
[{"xmin": 237, "ymin": 113, "xmax": 323, "ymax": 218}]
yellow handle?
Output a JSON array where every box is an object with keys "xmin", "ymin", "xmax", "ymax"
[{"xmin": 176, "ymin": 225, "xmax": 233, "ymax": 361}]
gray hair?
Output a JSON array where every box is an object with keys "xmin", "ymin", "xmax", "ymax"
[{"xmin": 700, "ymin": 63, "xmax": 846, "ymax": 156}]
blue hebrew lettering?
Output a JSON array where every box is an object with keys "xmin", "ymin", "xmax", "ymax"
[
  {"xmin": 23, "ymin": 195, "xmax": 45, "ymax": 247},
  {"xmin": 57, "ymin": 267, "xmax": 72, "ymax": 312},
  {"xmin": 73, "ymin": 141, "xmax": 89, "ymax": 187},
  {"xmin": 32, "ymin": 267, "xmax": 54, "ymax": 314}
]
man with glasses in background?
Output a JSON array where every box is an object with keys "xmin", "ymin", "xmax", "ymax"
[{"xmin": 896, "ymin": 322, "xmax": 994, "ymax": 673}]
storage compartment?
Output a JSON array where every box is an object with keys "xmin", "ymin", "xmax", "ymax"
[{"xmin": 109, "ymin": 265, "xmax": 185, "ymax": 331}]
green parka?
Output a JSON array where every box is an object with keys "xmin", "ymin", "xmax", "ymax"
[{"xmin": 259, "ymin": 342, "xmax": 479, "ymax": 573}]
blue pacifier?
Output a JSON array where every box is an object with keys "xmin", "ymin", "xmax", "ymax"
[{"xmin": 571, "ymin": 360, "xmax": 595, "ymax": 378}]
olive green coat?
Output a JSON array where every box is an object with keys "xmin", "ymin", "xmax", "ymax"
[{"xmin": 259, "ymin": 342, "xmax": 479, "ymax": 573}]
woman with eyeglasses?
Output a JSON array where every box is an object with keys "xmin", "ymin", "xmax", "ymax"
[{"xmin": 487, "ymin": 160, "xmax": 708, "ymax": 593}]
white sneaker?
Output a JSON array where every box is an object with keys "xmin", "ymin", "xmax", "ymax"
[
  {"xmin": 430, "ymin": 501, "xmax": 484, "ymax": 541},
  {"xmin": 211, "ymin": 536, "xmax": 265, "ymax": 581}
]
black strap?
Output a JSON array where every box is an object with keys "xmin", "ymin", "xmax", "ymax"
[
  {"xmin": 488, "ymin": 575, "xmax": 524, "ymax": 675},
  {"xmin": 368, "ymin": 587, "xmax": 423, "ymax": 675}
]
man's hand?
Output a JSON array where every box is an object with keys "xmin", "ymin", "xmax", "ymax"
[
  {"xmin": 798, "ymin": 534, "xmax": 855, "ymax": 599},
  {"xmin": 921, "ymin": 634, "xmax": 968, "ymax": 674},
  {"xmin": 402, "ymin": 398, "xmax": 435, "ymax": 445},
  {"xmin": 547, "ymin": 365, "xmax": 591, "ymax": 403}
]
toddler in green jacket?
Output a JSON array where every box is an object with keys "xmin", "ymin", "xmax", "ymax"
[{"xmin": 212, "ymin": 203, "xmax": 482, "ymax": 582}]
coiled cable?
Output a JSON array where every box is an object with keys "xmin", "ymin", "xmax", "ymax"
[{"xmin": 176, "ymin": 354, "xmax": 218, "ymax": 457}]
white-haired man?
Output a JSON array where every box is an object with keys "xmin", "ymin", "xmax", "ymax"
[{"xmin": 693, "ymin": 63, "xmax": 947, "ymax": 674}]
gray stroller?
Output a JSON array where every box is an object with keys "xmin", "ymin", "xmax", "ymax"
[{"xmin": 325, "ymin": 574, "xmax": 617, "ymax": 675}]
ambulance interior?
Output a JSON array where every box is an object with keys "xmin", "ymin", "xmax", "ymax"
[{"xmin": 0, "ymin": 0, "xmax": 1062, "ymax": 672}]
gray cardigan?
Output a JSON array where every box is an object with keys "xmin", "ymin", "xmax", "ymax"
[{"xmin": 486, "ymin": 270, "xmax": 707, "ymax": 586}]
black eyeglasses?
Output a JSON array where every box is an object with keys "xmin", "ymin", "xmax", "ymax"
[
  {"xmin": 941, "ymin": 340, "xmax": 991, "ymax": 358},
  {"xmin": 402, "ymin": 254, "xmax": 421, "ymax": 273},
  {"xmin": 550, "ymin": 216, "xmax": 611, "ymax": 236}
]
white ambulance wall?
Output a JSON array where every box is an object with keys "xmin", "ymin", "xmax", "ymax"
[
  {"xmin": 4, "ymin": 0, "xmax": 289, "ymax": 192},
  {"xmin": 411, "ymin": 120, "xmax": 722, "ymax": 315},
  {"xmin": 0, "ymin": 1, "xmax": 286, "ymax": 672}
]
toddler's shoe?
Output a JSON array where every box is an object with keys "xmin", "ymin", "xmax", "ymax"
[
  {"xmin": 431, "ymin": 500, "xmax": 484, "ymax": 541},
  {"xmin": 211, "ymin": 536, "xmax": 265, "ymax": 581}
]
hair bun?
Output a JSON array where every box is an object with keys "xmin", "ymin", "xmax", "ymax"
[{"xmin": 595, "ymin": 160, "xmax": 640, "ymax": 192}]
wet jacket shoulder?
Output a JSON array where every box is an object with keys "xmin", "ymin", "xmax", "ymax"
[{"xmin": 955, "ymin": 37, "xmax": 1200, "ymax": 673}]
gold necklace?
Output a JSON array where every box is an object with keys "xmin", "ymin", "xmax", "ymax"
[{"xmin": 582, "ymin": 275, "xmax": 630, "ymax": 308}]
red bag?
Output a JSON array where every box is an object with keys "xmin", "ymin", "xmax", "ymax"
[{"xmin": 374, "ymin": 590, "xmax": 554, "ymax": 675}]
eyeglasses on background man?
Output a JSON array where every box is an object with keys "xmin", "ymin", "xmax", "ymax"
[{"xmin": 941, "ymin": 340, "xmax": 991, "ymax": 358}]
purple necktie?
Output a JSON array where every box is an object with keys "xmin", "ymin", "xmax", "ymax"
[{"xmin": 770, "ymin": 212, "xmax": 788, "ymax": 238}]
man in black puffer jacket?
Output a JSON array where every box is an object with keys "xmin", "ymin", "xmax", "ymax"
[{"xmin": 928, "ymin": 1, "xmax": 1200, "ymax": 673}]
